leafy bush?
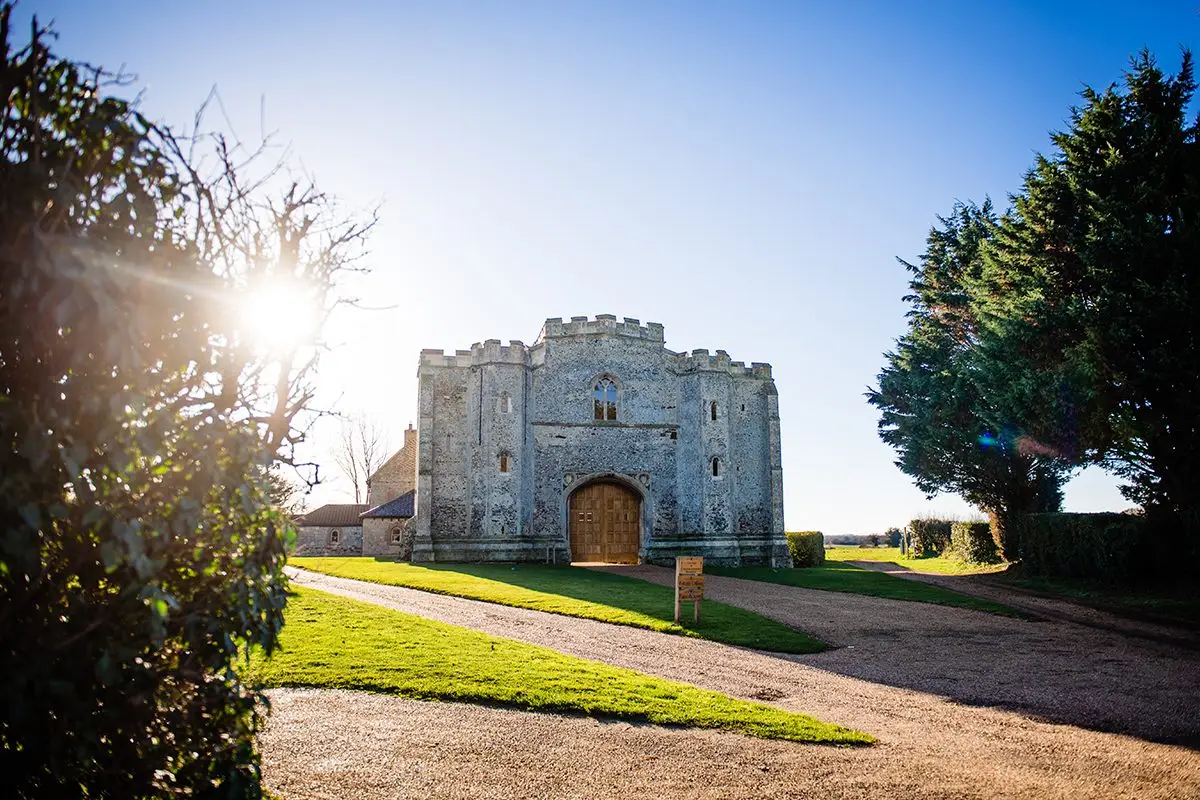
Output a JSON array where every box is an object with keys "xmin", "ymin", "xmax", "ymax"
[
  {"xmin": 885, "ymin": 527, "xmax": 903, "ymax": 547},
  {"xmin": 907, "ymin": 518, "xmax": 952, "ymax": 556},
  {"xmin": 787, "ymin": 532, "xmax": 826, "ymax": 567},
  {"xmin": 1017, "ymin": 513, "xmax": 1148, "ymax": 584},
  {"xmin": 949, "ymin": 522, "xmax": 1001, "ymax": 564},
  {"xmin": 0, "ymin": 10, "xmax": 368, "ymax": 796}
]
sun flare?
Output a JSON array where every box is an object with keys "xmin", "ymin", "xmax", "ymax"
[{"xmin": 234, "ymin": 280, "xmax": 320, "ymax": 354}]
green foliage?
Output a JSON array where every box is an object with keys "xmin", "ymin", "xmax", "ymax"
[
  {"xmin": 885, "ymin": 527, "xmax": 903, "ymax": 547},
  {"xmin": 1013, "ymin": 512, "xmax": 1200, "ymax": 585},
  {"xmin": 868, "ymin": 203, "xmax": 1069, "ymax": 560},
  {"xmin": 291, "ymin": 559, "xmax": 825, "ymax": 653},
  {"xmin": 949, "ymin": 522, "xmax": 1001, "ymax": 565},
  {"xmin": 973, "ymin": 52, "xmax": 1200, "ymax": 519},
  {"xmin": 244, "ymin": 588, "xmax": 872, "ymax": 745},
  {"xmin": 705, "ymin": 562, "xmax": 1018, "ymax": 616},
  {"xmin": 0, "ymin": 9, "xmax": 368, "ymax": 795},
  {"xmin": 786, "ymin": 531, "xmax": 826, "ymax": 567},
  {"xmin": 907, "ymin": 518, "xmax": 953, "ymax": 557},
  {"xmin": 1017, "ymin": 513, "xmax": 1147, "ymax": 584}
]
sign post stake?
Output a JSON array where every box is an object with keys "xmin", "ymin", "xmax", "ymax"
[{"xmin": 674, "ymin": 556, "xmax": 704, "ymax": 626}]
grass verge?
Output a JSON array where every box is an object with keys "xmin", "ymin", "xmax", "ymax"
[
  {"xmin": 989, "ymin": 572, "xmax": 1200, "ymax": 627},
  {"xmin": 290, "ymin": 557, "xmax": 824, "ymax": 654},
  {"xmin": 825, "ymin": 546, "xmax": 1008, "ymax": 576},
  {"xmin": 706, "ymin": 562, "xmax": 1020, "ymax": 616},
  {"xmin": 246, "ymin": 587, "xmax": 872, "ymax": 745}
]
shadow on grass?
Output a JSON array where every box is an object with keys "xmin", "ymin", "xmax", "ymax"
[{"xmin": 706, "ymin": 562, "xmax": 1022, "ymax": 617}]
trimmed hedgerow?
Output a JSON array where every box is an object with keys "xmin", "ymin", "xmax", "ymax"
[
  {"xmin": 787, "ymin": 531, "xmax": 826, "ymax": 568},
  {"xmin": 907, "ymin": 518, "xmax": 952, "ymax": 556},
  {"xmin": 949, "ymin": 522, "xmax": 1001, "ymax": 565},
  {"xmin": 1017, "ymin": 513, "xmax": 1146, "ymax": 584}
]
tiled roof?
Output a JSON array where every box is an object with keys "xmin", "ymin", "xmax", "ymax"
[
  {"xmin": 361, "ymin": 490, "xmax": 416, "ymax": 519},
  {"xmin": 295, "ymin": 504, "xmax": 370, "ymax": 527}
]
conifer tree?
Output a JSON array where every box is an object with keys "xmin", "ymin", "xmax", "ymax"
[
  {"xmin": 869, "ymin": 203, "xmax": 1069, "ymax": 559},
  {"xmin": 974, "ymin": 51, "xmax": 1200, "ymax": 522}
]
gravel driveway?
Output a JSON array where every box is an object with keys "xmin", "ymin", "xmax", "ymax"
[{"xmin": 260, "ymin": 567, "xmax": 1200, "ymax": 799}]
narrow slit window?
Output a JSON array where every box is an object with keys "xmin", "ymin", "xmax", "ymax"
[
  {"xmin": 712, "ymin": 458, "xmax": 721, "ymax": 478},
  {"xmin": 593, "ymin": 377, "xmax": 617, "ymax": 420},
  {"xmin": 710, "ymin": 401, "xmax": 718, "ymax": 421},
  {"xmin": 499, "ymin": 454, "xmax": 510, "ymax": 473},
  {"xmin": 499, "ymin": 393, "xmax": 512, "ymax": 413}
]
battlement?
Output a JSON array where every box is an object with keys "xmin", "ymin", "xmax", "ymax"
[
  {"xmin": 420, "ymin": 316, "xmax": 771, "ymax": 379},
  {"xmin": 537, "ymin": 314, "xmax": 665, "ymax": 343},
  {"xmin": 671, "ymin": 348, "xmax": 773, "ymax": 378},
  {"xmin": 419, "ymin": 340, "xmax": 530, "ymax": 368}
]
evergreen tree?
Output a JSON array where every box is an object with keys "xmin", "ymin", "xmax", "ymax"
[
  {"xmin": 0, "ymin": 8, "xmax": 371, "ymax": 794},
  {"xmin": 869, "ymin": 202, "xmax": 1069, "ymax": 559},
  {"xmin": 975, "ymin": 51, "xmax": 1200, "ymax": 520}
]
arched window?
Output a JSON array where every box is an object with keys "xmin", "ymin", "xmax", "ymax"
[
  {"xmin": 593, "ymin": 377, "xmax": 617, "ymax": 421},
  {"xmin": 710, "ymin": 401, "xmax": 718, "ymax": 421},
  {"xmin": 711, "ymin": 457, "xmax": 721, "ymax": 478},
  {"xmin": 499, "ymin": 453, "xmax": 510, "ymax": 473}
]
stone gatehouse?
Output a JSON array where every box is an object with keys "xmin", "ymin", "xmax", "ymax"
[{"xmin": 410, "ymin": 315, "xmax": 787, "ymax": 566}]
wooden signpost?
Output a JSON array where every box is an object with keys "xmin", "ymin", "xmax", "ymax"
[{"xmin": 674, "ymin": 556, "xmax": 704, "ymax": 624}]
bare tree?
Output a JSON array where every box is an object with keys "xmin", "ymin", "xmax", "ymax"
[{"xmin": 333, "ymin": 415, "xmax": 388, "ymax": 503}]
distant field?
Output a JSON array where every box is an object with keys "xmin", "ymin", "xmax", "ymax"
[
  {"xmin": 246, "ymin": 587, "xmax": 872, "ymax": 745},
  {"xmin": 290, "ymin": 558, "xmax": 825, "ymax": 653},
  {"xmin": 825, "ymin": 545, "xmax": 1009, "ymax": 576},
  {"xmin": 706, "ymin": 561, "xmax": 1019, "ymax": 616}
]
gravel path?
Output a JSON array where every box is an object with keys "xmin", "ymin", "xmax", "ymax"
[{"xmin": 261, "ymin": 567, "xmax": 1200, "ymax": 798}]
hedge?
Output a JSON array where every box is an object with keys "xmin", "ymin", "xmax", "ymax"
[
  {"xmin": 787, "ymin": 531, "xmax": 825, "ymax": 568},
  {"xmin": 949, "ymin": 522, "xmax": 1001, "ymax": 565},
  {"xmin": 1017, "ymin": 513, "xmax": 1148, "ymax": 584},
  {"xmin": 907, "ymin": 518, "xmax": 952, "ymax": 557}
]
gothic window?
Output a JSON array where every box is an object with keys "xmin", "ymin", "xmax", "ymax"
[
  {"xmin": 499, "ymin": 453, "xmax": 510, "ymax": 473},
  {"xmin": 499, "ymin": 393, "xmax": 512, "ymax": 413},
  {"xmin": 711, "ymin": 457, "xmax": 721, "ymax": 478},
  {"xmin": 593, "ymin": 377, "xmax": 617, "ymax": 421},
  {"xmin": 710, "ymin": 401, "xmax": 718, "ymax": 421}
]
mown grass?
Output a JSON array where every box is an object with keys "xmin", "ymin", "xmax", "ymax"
[
  {"xmin": 990, "ymin": 572, "xmax": 1200, "ymax": 627},
  {"xmin": 706, "ymin": 561, "xmax": 1020, "ymax": 616},
  {"xmin": 246, "ymin": 587, "xmax": 872, "ymax": 745},
  {"xmin": 290, "ymin": 557, "xmax": 824, "ymax": 653},
  {"xmin": 825, "ymin": 545, "xmax": 1009, "ymax": 576}
]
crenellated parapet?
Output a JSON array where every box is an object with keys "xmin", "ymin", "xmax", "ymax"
[
  {"xmin": 419, "ymin": 340, "xmax": 530, "ymax": 369},
  {"xmin": 671, "ymin": 348, "xmax": 773, "ymax": 379},
  {"xmin": 421, "ymin": 315, "xmax": 773, "ymax": 379},
  {"xmin": 537, "ymin": 314, "xmax": 665, "ymax": 343}
]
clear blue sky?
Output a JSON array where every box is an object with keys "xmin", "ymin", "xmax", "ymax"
[{"xmin": 21, "ymin": 1, "xmax": 1198, "ymax": 532}]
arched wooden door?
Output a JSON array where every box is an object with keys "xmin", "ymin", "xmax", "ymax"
[{"xmin": 568, "ymin": 482, "xmax": 641, "ymax": 564}]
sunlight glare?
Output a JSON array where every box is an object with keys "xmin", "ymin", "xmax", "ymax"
[{"xmin": 234, "ymin": 279, "xmax": 320, "ymax": 354}]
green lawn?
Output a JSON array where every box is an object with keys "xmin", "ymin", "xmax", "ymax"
[
  {"xmin": 825, "ymin": 545, "xmax": 1009, "ymax": 576},
  {"xmin": 290, "ymin": 557, "xmax": 824, "ymax": 654},
  {"xmin": 990, "ymin": 573, "xmax": 1200, "ymax": 627},
  {"xmin": 706, "ymin": 561, "xmax": 1020, "ymax": 616},
  {"xmin": 246, "ymin": 587, "xmax": 872, "ymax": 746}
]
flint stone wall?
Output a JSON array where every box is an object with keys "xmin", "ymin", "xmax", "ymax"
[
  {"xmin": 411, "ymin": 315, "xmax": 787, "ymax": 566},
  {"xmin": 293, "ymin": 525, "xmax": 363, "ymax": 557}
]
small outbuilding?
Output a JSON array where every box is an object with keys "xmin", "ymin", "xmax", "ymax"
[{"xmin": 293, "ymin": 503, "xmax": 369, "ymax": 556}]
